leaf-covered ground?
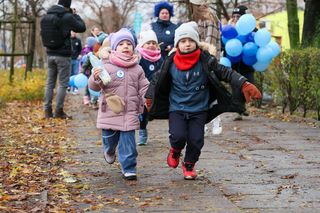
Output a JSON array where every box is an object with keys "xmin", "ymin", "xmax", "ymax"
[
  {"xmin": 0, "ymin": 100, "xmax": 318, "ymax": 212},
  {"xmin": 0, "ymin": 101, "xmax": 82, "ymax": 212}
]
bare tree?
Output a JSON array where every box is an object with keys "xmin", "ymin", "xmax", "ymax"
[
  {"xmin": 21, "ymin": 0, "xmax": 46, "ymax": 70},
  {"xmin": 80, "ymin": 0, "xmax": 136, "ymax": 33}
]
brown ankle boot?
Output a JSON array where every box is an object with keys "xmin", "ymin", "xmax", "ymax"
[
  {"xmin": 54, "ymin": 109, "xmax": 72, "ymax": 119},
  {"xmin": 44, "ymin": 108, "xmax": 53, "ymax": 119}
]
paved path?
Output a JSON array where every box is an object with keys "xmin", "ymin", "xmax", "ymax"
[{"xmin": 66, "ymin": 93, "xmax": 320, "ymax": 212}]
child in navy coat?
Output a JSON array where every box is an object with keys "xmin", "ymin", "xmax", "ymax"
[
  {"xmin": 146, "ymin": 22, "xmax": 262, "ymax": 180},
  {"xmin": 136, "ymin": 30, "xmax": 163, "ymax": 145}
]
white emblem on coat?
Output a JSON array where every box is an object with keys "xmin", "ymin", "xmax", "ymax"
[
  {"xmin": 75, "ymin": 42, "xmax": 79, "ymax": 46},
  {"xmin": 116, "ymin": 70, "xmax": 124, "ymax": 78},
  {"xmin": 149, "ymin": 64, "xmax": 155, "ymax": 71},
  {"xmin": 165, "ymin": 30, "xmax": 171, "ymax": 35}
]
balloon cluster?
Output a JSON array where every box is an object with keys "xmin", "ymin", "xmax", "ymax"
[
  {"xmin": 220, "ymin": 14, "xmax": 281, "ymax": 72},
  {"xmin": 69, "ymin": 73, "xmax": 88, "ymax": 88}
]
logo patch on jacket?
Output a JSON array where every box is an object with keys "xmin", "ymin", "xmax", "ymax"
[
  {"xmin": 149, "ymin": 65, "xmax": 155, "ymax": 71},
  {"xmin": 116, "ymin": 70, "xmax": 124, "ymax": 78}
]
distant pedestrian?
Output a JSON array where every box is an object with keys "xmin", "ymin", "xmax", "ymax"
[
  {"xmin": 151, "ymin": 1, "xmax": 178, "ymax": 58},
  {"xmin": 81, "ymin": 43, "xmax": 101, "ymax": 109},
  {"xmin": 69, "ymin": 30, "xmax": 82, "ymax": 94},
  {"xmin": 41, "ymin": 0, "xmax": 86, "ymax": 119},
  {"xmin": 88, "ymin": 28, "xmax": 149, "ymax": 180},
  {"xmin": 146, "ymin": 22, "xmax": 261, "ymax": 180},
  {"xmin": 190, "ymin": 0, "xmax": 223, "ymax": 135},
  {"xmin": 136, "ymin": 30, "xmax": 163, "ymax": 145}
]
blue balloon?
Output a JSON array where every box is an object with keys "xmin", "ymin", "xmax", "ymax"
[
  {"xmin": 220, "ymin": 57, "xmax": 231, "ymax": 67},
  {"xmin": 242, "ymin": 42, "xmax": 258, "ymax": 56},
  {"xmin": 69, "ymin": 75, "xmax": 76, "ymax": 87},
  {"xmin": 89, "ymin": 88, "xmax": 100, "ymax": 97},
  {"xmin": 81, "ymin": 55, "xmax": 88, "ymax": 64},
  {"xmin": 221, "ymin": 36, "xmax": 229, "ymax": 45},
  {"xmin": 253, "ymin": 61, "xmax": 271, "ymax": 72},
  {"xmin": 267, "ymin": 40, "xmax": 281, "ymax": 57},
  {"xmin": 256, "ymin": 46, "xmax": 274, "ymax": 63},
  {"xmin": 74, "ymin": 73, "xmax": 88, "ymax": 88},
  {"xmin": 242, "ymin": 55, "xmax": 257, "ymax": 66},
  {"xmin": 246, "ymin": 32, "xmax": 255, "ymax": 43},
  {"xmin": 222, "ymin": 25, "xmax": 238, "ymax": 39},
  {"xmin": 236, "ymin": 34, "xmax": 248, "ymax": 44},
  {"xmin": 254, "ymin": 28, "xmax": 271, "ymax": 47},
  {"xmin": 235, "ymin": 14, "xmax": 256, "ymax": 35},
  {"xmin": 225, "ymin": 39, "xmax": 243, "ymax": 57},
  {"xmin": 227, "ymin": 54, "xmax": 242, "ymax": 63}
]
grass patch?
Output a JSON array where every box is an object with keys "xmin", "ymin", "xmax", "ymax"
[{"xmin": 0, "ymin": 68, "xmax": 46, "ymax": 104}]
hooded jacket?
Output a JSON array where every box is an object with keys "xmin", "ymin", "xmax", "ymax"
[
  {"xmin": 45, "ymin": 5, "xmax": 86, "ymax": 57},
  {"xmin": 145, "ymin": 50, "xmax": 247, "ymax": 123}
]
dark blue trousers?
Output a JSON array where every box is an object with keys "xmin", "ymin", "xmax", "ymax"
[{"xmin": 169, "ymin": 111, "xmax": 207, "ymax": 164}]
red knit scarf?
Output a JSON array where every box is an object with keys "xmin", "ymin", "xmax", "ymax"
[{"xmin": 173, "ymin": 48, "xmax": 201, "ymax": 71}]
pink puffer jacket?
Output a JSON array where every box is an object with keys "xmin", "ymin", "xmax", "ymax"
[{"xmin": 88, "ymin": 62, "xmax": 149, "ymax": 131}]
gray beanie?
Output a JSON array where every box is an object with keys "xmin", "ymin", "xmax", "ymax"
[{"xmin": 174, "ymin": 21, "xmax": 200, "ymax": 47}]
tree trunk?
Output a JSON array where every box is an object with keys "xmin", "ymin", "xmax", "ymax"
[
  {"xmin": 286, "ymin": 0, "xmax": 300, "ymax": 49},
  {"xmin": 301, "ymin": 0, "xmax": 320, "ymax": 47},
  {"xmin": 26, "ymin": 18, "xmax": 35, "ymax": 73}
]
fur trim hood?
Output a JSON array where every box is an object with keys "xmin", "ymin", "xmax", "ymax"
[{"xmin": 154, "ymin": 1, "xmax": 174, "ymax": 17}]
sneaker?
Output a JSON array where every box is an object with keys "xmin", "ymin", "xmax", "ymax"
[
  {"xmin": 182, "ymin": 162, "xmax": 197, "ymax": 180},
  {"xmin": 212, "ymin": 116, "xmax": 222, "ymax": 135},
  {"xmin": 72, "ymin": 88, "xmax": 78, "ymax": 95},
  {"xmin": 233, "ymin": 113, "xmax": 243, "ymax": 121},
  {"xmin": 44, "ymin": 109, "xmax": 53, "ymax": 119},
  {"xmin": 91, "ymin": 102, "xmax": 99, "ymax": 110},
  {"xmin": 167, "ymin": 148, "xmax": 181, "ymax": 168},
  {"xmin": 123, "ymin": 172, "xmax": 137, "ymax": 180},
  {"xmin": 204, "ymin": 125, "xmax": 209, "ymax": 137},
  {"xmin": 138, "ymin": 129, "xmax": 148, "ymax": 145},
  {"xmin": 103, "ymin": 151, "xmax": 116, "ymax": 164},
  {"xmin": 83, "ymin": 96, "xmax": 90, "ymax": 105},
  {"xmin": 242, "ymin": 111, "xmax": 249, "ymax": 116}
]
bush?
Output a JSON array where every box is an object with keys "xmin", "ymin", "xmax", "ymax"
[
  {"xmin": 267, "ymin": 48, "xmax": 320, "ymax": 120},
  {"xmin": 0, "ymin": 68, "xmax": 46, "ymax": 104}
]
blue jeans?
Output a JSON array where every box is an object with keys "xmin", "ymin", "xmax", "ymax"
[
  {"xmin": 71, "ymin": 59, "xmax": 80, "ymax": 76},
  {"xmin": 70, "ymin": 59, "xmax": 79, "ymax": 90},
  {"xmin": 102, "ymin": 129, "xmax": 137, "ymax": 174}
]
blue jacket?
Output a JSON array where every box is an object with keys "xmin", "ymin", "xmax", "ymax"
[
  {"xmin": 151, "ymin": 19, "xmax": 178, "ymax": 58},
  {"xmin": 139, "ymin": 57, "xmax": 163, "ymax": 81}
]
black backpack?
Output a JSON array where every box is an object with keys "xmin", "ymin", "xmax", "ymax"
[{"xmin": 40, "ymin": 13, "xmax": 66, "ymax": 49}]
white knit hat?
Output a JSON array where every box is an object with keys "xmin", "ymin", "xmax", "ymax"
[
  {"xmin": 138, "ymin": 30, "xmax": 158, "ymax": 47},
  {"xmin": 174, "ymin": 21, "xmax": 200, "ymax": 47}
]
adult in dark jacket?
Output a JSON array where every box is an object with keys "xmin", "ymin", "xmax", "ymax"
[
  {"xmin": 69, "ymin": 31, "xmax": 82, "ymax": 94},
  {"xmin": 43, "ymin": 0, "xmax": 86, "ymax": 119},
  {"xmin": 151, "ymin": 1, "xmax": 178, "ymax": 58},
  {"xmin": 229, "ymin": 5, "xmax": 257, "ymax": 120}
]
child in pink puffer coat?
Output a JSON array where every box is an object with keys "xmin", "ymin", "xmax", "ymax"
[{"xmin": 88, "ymin": 28, "xmax": 149, "ymax": 180}]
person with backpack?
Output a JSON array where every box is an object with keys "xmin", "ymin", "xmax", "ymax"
[{"xmin": 41, "ymin": 0, "xmax": 86, "ymax": 119}]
